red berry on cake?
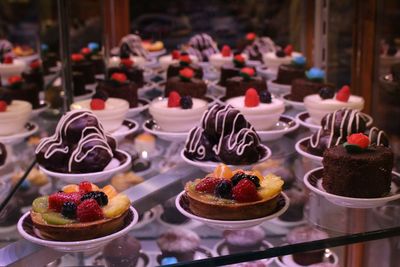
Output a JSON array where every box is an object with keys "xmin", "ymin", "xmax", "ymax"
[
  {"xmin": 168, "ymin": 91, "xmax": 181, "ymax": 107},
  {"xmin": 80, "ymin": 47, "xmax": 91, "ymax": 55},
  {"xmin": 71, "ymin": 53, "xmax": 84, "ymax": 61},
  {"xmin": 336, "ymin": 85, "xmax": 350, "ymax": 102},
  {"xmin": 120, "ymin": 58, "xmax": 134, "ymax": 68},
  {"xmin": 90, "ymin": 98, "xmax": 105, "ymax": 110},
  {"xmin": 240, "ymin": 67, "xmax": 255, "ymax": 80},
  {"xmin": 0, "ymin": 101, "xmax": 7, "ymax": 112},
  {"xmin": 246, "ymin": 32, "xmax": 256, "ymax": 41},
  {"xmin": 76, "ymin": 199, "xmax": 104, "ymax": 222},
  {"xmin": 195, "ymin": 177, "xmax": 224, "ymax": 194},
  {"xmin": 284, "ymin": 44, "xmax": 293, "ymax": 56},
  {"xmin": 232, "ymin": 178, "xmax": 260, "ymax": 202},
  {"xmin": 179, "ymin": 67, "xmax": 194, "ymax": 80},
  {"xmin": 221, "ymin": 45, "xmax": 231, "ymax": 57},
  {"xmin": 244, "ymin": 88, "xmax": 260, "ymax": 107},
  {"xmin": 48, "ymin": 192, "xmax": 82, "ymax": 212},
  {"xmin": 8, "ymin": 75, "xmax": 23, "ymax": 85},
  {"xmin": 111, "ymin": 72, "xmax": 127, "ymax": 83},
  {"xmin": 3, "ymin": 56, "xmax": 13, "ymax": 64},
  {"xmin": 347, "ymin": 133, "xmax": 370, "ymax": 149},
  {"xmin": 30, "ymin": 60, "xmax": 41, "ymax": 69},
  {"xmin": 234, "ymin": 54, "xmax": 245, "ymax": 63},
  {"xmin": 179, "ymin": 54, "xmax": 192, "ymax": 65},
  {"xmin": 79, "ymin": 181, "xmax": 93, "ymax": 193},
  {"xmin": 172, "ymin": 50, "xmax": 180, "ymax": 60}
]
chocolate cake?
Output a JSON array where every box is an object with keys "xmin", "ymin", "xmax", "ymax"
[
  {"xmin": 0, "ymin": 77, "xmax": 40, "ymax": 109},
  {"xmin": 71, "ymin": 54, "xmax": 95, "ymax": 84},
  {"xmin": 290, "ymin": 78, "xmax": 334, "ymax": 102},
  {"xmin": 275, "ymin": 64, "xmax": 306, "ymax": 85},
  {"xmin": 225, "ymin": 76, "xmax": 267, "ymax": 99},
  {"xmin": 108, "ymin": 60, "xmax": 144, "ymax": 88},
  {"xmin": 22, "ymin": 60, "xmax": 44, "ymax": 91},
  {"xmin": 219, "ymin": 54, "xmax": 253, "ymax": 87},
  {"xmin": 322, "ymin": 145, "xmax": 393, "ymax": 198},
  {"xmin": 72, "ymin": 72, "xmax": 87, "ymax": 96},
  {"xmin": 0, "ymin": 142, "xmax": 6, "ymax": 166},
  {"xmin": 97, "ymin": 73, "xmax": 139, "ymax": 108},
  {"xmin": 164, "ymin": 76, "xmax": 207, "ymax": 99}
]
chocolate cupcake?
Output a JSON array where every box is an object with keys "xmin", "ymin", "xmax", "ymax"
[
  {"xmin": 279, "ymin": 185, "xmax": 307, "ymax": 222},
  {"xmin": 157, "ymin": 229, "xmax": 200, "ymax": 262},
  {"xmin": 160, "ymin": 197, "xmax": 190, "ymax": 225},
  {"xmin": 223, "ymin": 227, "xmax": 265, "ymax": 254},
  {"xmin": 103, "ymin": 235, "xmax": 141, "ymax": 267},
  {"xmin": 71, "ymin": 53, "xmax": 95, "ymax": 84},
  {"xmin": 164, "ymin": 68, "xmax": 207, "ymax": 99},
  {"xmin": 22, "ymin": 60, "xmax": 44, "ymax": 91}
]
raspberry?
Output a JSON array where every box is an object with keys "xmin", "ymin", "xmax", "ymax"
[
  {"xmin": 221, "ymin": 45, "xmax": 231, "ymax": 57},
  {"xmin": 179, "ymin": 67, "xmax": 194, "ymax": 80},
  {"xmin": 244, "ymin": 88, "xmax": 260, "ymax": 107},
  {"xmin": 168, "ymin": 91, "xmax": 181, "ymax": 107},
  {"xmin": 347, "ymin": 133, "xmax": 370, "ymax": 149},
  {"xmin": 0, "ymin": 101, "xmax": 7, "ymax": 112},
  {"xmin": 79, "ymin": 181, "xmax": 93, "ymax": 193},
  {"xmin": 180, "ymin": 95, "xmax": 193, "ymax": 109},
  {"xmin": 336, "ymin": 85, "xmax": 350, "ymax": 102},
  {"xmin": 195, "ymin": 177, "xmax": 224, "ymax": 194},
  {"xmin": 81, "ymin": 191, "xmax": 108, "ymax": 206},
  {"xmin": 61, "ymin": 202, "xmax": 77, "ymax": 219},
  {"xmin": 90, "ymin": 98, "xmax": 105, "ymax": 110},
  {"xmin": 240, "ymin": 67, "xmax": 255, "ymax": 78},
  {"xmin": 76, "ymin": 199, "xmax": 104, "ymax": 222},
  {"xmin": 48, "ymin": 192, "xmax": 82, "ymax": 212},
  {"xmin": 172, "ymin": 50, "xmax": 180, "ymax": 60},
  {"xmin": 71, "ymin": 53, "xmax": 84, "ymax": 61},
  {"xmin": 81, "ymin": 47, "xmax": 91, "ymax": 55},
  {"xmin": 215, "ymin": 180, "xmax": 232, "ymax": 199},
  {"xmin": 284, "ymin": 44, "xmax": 293, "ymax": 56},
  {"xmin": 111, "ymin": 72, "xmax": 127, "ymax": 83},
  {"xmin": 232, "ymin": 179, "xmax": 260, "ymax": 203}
]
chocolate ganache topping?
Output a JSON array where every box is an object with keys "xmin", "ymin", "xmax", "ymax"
[
  {"xmin": 187, "ymin": 33, "xmax": 219, "ymax": 62},
  {"xmin": 35, "ymin": 110, "xmax": 117, "ymax": 173},
  {"xmin": 184, "ymin": 104, "xmax": 266, "ymax": 164}
]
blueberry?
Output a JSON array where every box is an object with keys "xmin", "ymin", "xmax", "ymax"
[
  {"xmin": 180, "ymin": 95, "xmax": 193, "ymax": 109},
  {"xmin": 260, "ymin": 90, "xmax": 272, "ymax": 103},
  {"xmin": 61, "ymin": 202, "xmax": 77, "ymax": 219},
  {"xmin": 231, "ymin": 172, "xmax": 260, "ymax": 188},
  {"xmin": 0, "ymin": 92, "xmax": 12, "ymax": 105},
  {"xmin": 93, "ymin": 90, "xmax": 109, "ymax": 101},
  {"xmin": 275, "ymin": 50, "xmax": 286, "ymax": 58},
  {"xmin": 388, "ymin": 46, "xmax": 398, "ymax": 56},
  {"xmin": 319, "ymin": 87, "xmax": 335, "ymax": 99},
  {"xmin": 215, "ymin": 180, "xmax": 232, "ymax": 199},
  {"xmin": 81, "ymin": 191, "xmax": 108, "ymax": 206},
  {"xmin": 246, "ymin": 175, "xmax": 260, "ymax": 188}
]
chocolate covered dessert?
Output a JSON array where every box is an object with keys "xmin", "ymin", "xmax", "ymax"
[
  {"xmin": 35, "ymin": 110, "xmax": 118, "ymax": 173},
  {"xmin": 22, "ymin": 60, "xmax": 44, "ymax": 91},
  {"xmin": 225, "ymin": 67, "xmax": 267, "ymax": 99},
  {"xmin": 322, "ymin": 133, "xmax": 393, "ymax": 198},
  {"xmin": 219, "ymin": 54, "xmax": 254, "ymax": 87},
  {"xmin": 0, "ymin": 142, "xmax": 6, "ymax": 166},
  {"xmin": 103, "ymin": 235, "xmax": 141, "ymax": 267},
  {"xmin": 275, "ymin": 56, "xmax": 307, "ymax": 85},
  {"xmin": 164, "ymin": 68, "xmax": 207, "ymax": 99},
  {"xmin": 71, "ymin": 53, "xmax": 95, "ymax": 84},
  {"xmin": 108, "ymin": 58, "xmax": 144, "ymax": 87},
  {"xmin": 184, "ymin": 104, "xmax": 266, "ymax": 165},
  {"xmin": 166, "ymin": 53, "xmax": 203, "ymax": 79},
  {"xmin": 119, "ymin": 34, "xmax": 149, "ymax": 59},
  {"xmin": 242, "ymin": 34, "xmax": 276, "ymax": 62},
  {"xmin": 81, "ymin": 42, "xmax": 105, "ymax": 74},
  {"xmin": 187, "ymin": 33, "xmax": 219, "ymax": 61},
  {"xmin": 97, "ymin": 72, "xmax": 139, "ymax": 108},
  {"xmin": 157, "ymin": 229, "xmax": 201, "ymax": 262},
  {"xmin": 0, "ymin": 76, "xmax": 40, "ymax": 109},
  {"xmin": 223, "ymin": 227, "xmax": 265, "ymax": 254}
]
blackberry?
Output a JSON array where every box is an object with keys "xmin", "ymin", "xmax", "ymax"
[
  {"xmin": 61, "ymin": 202, "xmax": 77, "ymax": 219},
  {"xmin": 215, "ymin": 180, "xmax": 233, "ymax": 199},
  {"xmin": 275, "ymin": 50, "xmax": 286, "ymax": 58},
  {"xmin": 318, "ymin": 87, "xmax": 335, "ymax": 99},
  {"xmin": 246, "ymin": 175, "xmax": 261, "ymax": 188},
  {"xmin": 231, "ymin": 172, "xmax": 260, "ymax": 188},
  {"xmin": 93, "ymin": 90, "xmax": 108, "ymax": 101},
  {"xmin": 180, "ymin": 96, "xmax": 193, "ymax": 109},
  {"xmin": 260, "ymin": 90, "xmax": 272, "ymax": 103},
  {"xmin": 81, "ymin": 191, "xmax": 108, "ymax": 206}
]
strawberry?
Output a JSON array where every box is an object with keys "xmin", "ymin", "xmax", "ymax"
[
  {"xmin": 0, "ymin": 101, "xmax": 7, "ymax": 112},
  {"xmin": 90, "ymin": 98, "xmax": 105, "ymax": 110},
  {"xmin": 221, "ymin": 45, "xmax": 231, "ymax": 57},
  {"xmin": 179, "ymin": 67, "xmax": 194, "ymax": 81},
  {"xmin": 347, "ymin": 133, "xmax": 370, "ymax": 149},
  {"xmin": 3, "ymin": 56, "xmax": 13, "ymax": 64},
  {"xmin": 111, "ymin": 72, "xmax": 127, "ymax": 83},
  {"xmin": 48, "ymin": 192, "xmax": 82, "ymax": 212},
  {"xmin": 234, "ymin": 54, "xmax": 245, "ymax": 63},
  {"xmin": 240, "ymin": 67, "xmax": 255, "ymax": 80},
  {"xmin": 71, "ymin": 53, "xmax": 84, "ymax": 62},
  {"xmin": 120, "ymin": 58, "xmax": 134, "ymax": 68},
  {"xmin": 81, "ymin": 47, "xmax": 91, "ymax": 55},
  {"xmin": 30, "ymin": 60, "xmax": 41, "ymax": 69},
  {"xmin": 168, "ymin": 91, "xmax": 181, "ymax": 107},
  {"xmin": 195, "ymin": 177, "xmax": 224, "ymax": 194},
  {"xmin": 172, "ymin": 50, "xmax": 180, "ymax": 60},
  {"xmin": 179, "ymin": 54, "xmax": 191, "ymax": 65},
  {"xmin": 8, "ymin": 76, "xmax": 23, "ymax": 85},
  {"xmin": 336, "ymin": 85, "xmax": 350, "ymax": 102},
  {"xmin": 246, "ymin": 32, "xmax": 256, "ymax": 41},
  {"xmin": 232, "ymin": 179, "xmax": 260, "ymax": 202},
  {"xmin": 79, "ymin": 181, "xmax": 93, "ymax": 193},
  {"xmin": 76, "ymin": 199, "xmax": 104, "ymax": 222},
  {"xmin": 284, "ymin": 44, "xmax": 293, "ymax": 56},
  {"xmin": 244, "ymin": 88, "xmax": 260, "ymax": 107}
]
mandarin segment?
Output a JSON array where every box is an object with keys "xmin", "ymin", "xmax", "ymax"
[
  {"xmin": 213, "ymin": 164, "xmax": 233, "ymax": 179},
  {"xmin": 62, "ymin": 184, "xmax": 79, "ymax": 193},
  {"xmin": 102, "ymin": 185, "xmax": 118, "ymax": 199}
]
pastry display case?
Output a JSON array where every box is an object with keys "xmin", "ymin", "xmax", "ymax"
[{"xmin": 0, "ymin": 0, "xmax": 399, "ymax": 267}]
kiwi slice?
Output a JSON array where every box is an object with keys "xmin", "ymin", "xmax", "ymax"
[
  {"xmin": 42, "ymin": 212, "xmax": 74, "ymax": 225},
  {"xmin": 32, "ymin": 196, "xmax": 49, "ymax": 214}
]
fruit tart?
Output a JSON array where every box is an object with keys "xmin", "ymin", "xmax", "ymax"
[
  {"xmin": 184, "ymin": 164, "xmax": 284, "ymax": 220},
  {"xmin": 30, "ymin": 181, "xmax": 131, "ymax": 241}
]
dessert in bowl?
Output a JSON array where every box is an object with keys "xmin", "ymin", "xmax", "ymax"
[
  {"xmin": 0, "ymin": 75, "xmax": 41, "ymax": 109},
  {"xmin": 304, "ymin": 85, "xmax": 365, "ymax": 124},
  {"xmin": 159, "ymin": 50, "xmax": 199, "ymax": 70},
  {"xmin": 0, "ymin": 56, "xmax": 26, "ymax": 79},
  {"xmin": 71, "ymin": 90, "xmax": 129, "ymax": 132},
  {"xmin": 149, "ymin": 91, "xmax": 208, "ymax": 132},
  {"xmin": 209, "ymin": 45, "xmax": 248, "ymax": 69},
  {"xmin": 165, "ymin": 67, "xmax": 207, "ymax": 99},
  {"xmin": 274, "ymin": 55, "xmax": 307, "ymax": 85},
  {"xmin": 0, "ymin": 94, "xmax": 32, "ymax": 136},
  {"xmin": 225, "ymin": 67, "xmax": 267, "ymax": 99},
  {"xmin": 183, "ymin": 164, "xmax": 284, "ymax": 220},
  {"xmin": 263, "ymin": 45, "xmax": 302, "ymax": 71},
  {"xmin": 225, "ymin": 88, "xmax": 285, "ymax": 130}
]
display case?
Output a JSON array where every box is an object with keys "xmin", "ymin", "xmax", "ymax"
[{"xmin": 0, "ymin": 1, "xmax": 399, "ymax": 266}]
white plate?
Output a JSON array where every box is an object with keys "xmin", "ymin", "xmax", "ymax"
[
  {"xmin": 181, "ymin": 144, "xmax": 272, "ymax": 172},
  {"xmin": 38, "ymin": 150, "xmax": 131, "ymax": 183},
  {"xmin": 275, "ymin": 249, "xmax": 339, "ymax": 267},
  {"xmin": 256, "ymin": 66, "xmax": 277, "ymax": 80},
  {"xmin": 17, "ymin": 206, "xmax": 138, "ymax": 252},
  {"xmin": 175, "ymin": 191, "xmax": 289, "ymax": 230},
  {"xmin": 0, "ymin": 122, "xmax": 38, "ymax": 144},
  {"xmin": 147, "ymin": 48, "xmax": 167, "ymax": 58},
  {"xmin": 110, "ymin": 119, "xmax": 139, "ymax": 141},
  {"xmin": 126, "ymin": 98, "xmax": 150, "ymax": 118},
  {"xmin": 74, "ymin": 89, "xmax": 95, "ymax": 102},
  {"xmin": 304, "ymin": 167, "xmax": 400, "ymax": 209},
  {"xmin": 257, "ymin": 115, "xmax": 299, "ymax": 141},
  {"xmin": 267, "ymin": 80, "xmax": 291, "ymax": 97},
  {"xmin": 31, "ymin": 102, "xmax": 49, "ymax": 118},
  {"xmin": 283, "ymin": 94, "xmax": 305, "ymax": 111},
  {"xmin": 295, "ymin": 137, "xmax": 323, "ymax": 164},
  {"xmin": 296, "ymin": 111, "xmax": 374, "ymax": 132},
  {"xmin": 142, "ymin": 119, "xmax": 189, "ymax": 142},
  {"xmin": 16, "ymin": 53, "xmax": 40, "ymax": 63}
]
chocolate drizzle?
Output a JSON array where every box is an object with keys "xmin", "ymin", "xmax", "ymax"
[
  {"xmin": 243, "ymin": 37, "xmax": 276, "ymax": 60},
  {"xmin": 367, "ymin": 127, "xmax": 390, "ymax": 147},
  {"xmin": 119, "ymin": 34, "xmax": 149, "ymax": 59},
  {"xmin": 187, "ymin": 33, "xmax": 219, "ymax": 61}
]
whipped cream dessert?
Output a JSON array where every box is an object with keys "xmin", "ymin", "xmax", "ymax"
[
  {"xmin": 0, "ymin": 58, "xmax": 26, "ymax": 81},
  {"xmin": 149, "ymin": 93, "xmax": 207, "ymax": 132},
  {"xmin": 0, "ymin": 100, "xmax": 32, "ymax": 136},
  {"xmin": 159, "ymin": 54, "xmax": 198, "ymax": 70},
  {"xmin": 263, "ymin": 50, "xmax": 302, "ymax": 71}
]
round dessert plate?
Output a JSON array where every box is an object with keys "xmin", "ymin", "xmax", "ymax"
[
  {"xmin": 257, "ymin": 115, "xmax": 299, "ymax": 141},
  {"xmin": 283, "ymin": 94, "xmax": 305, "ymax": 111},
  {"xmin": 176, "ymin": 191, "xmax": 289, "ymax": 230},
  {"xmin": 0, "ymin": 122, "xmax": 38, "ymax": 144},
  {"xmin": 110, "ymin": 119, "xmax": 140, "ymax": 141},
  {"xmin": 180, "ymin": 145, "xmax": 272, "ymax": 173},
  {"xmin": 38, "ymin": 150, "xmax": 131, "ymax": 183},
  {"xmin": 126, "ymin": 98, "xmax": 150, "ymax": 117},
  {"xmin": 304, "ymin": 167, "xmax": 400, "ymax": 209},
  {"xmin": 31, "ymin": 101, "xmax": 49, "ymax": 118},
  {"xmin": 143, "ymin": 119, "xmax": 189, "ymax": 142},
  {"xmin": 17, "ymin": 206, "xmax": 138, "ymax": 252},
  {"xmin": 267, "ymin": 80, "xmax": 291, "ymax": 97},
  {"xmin": 74, "ymin": 89, "xmax": 95, "ymax": 102},
  {"xmin": 148, "ymin": 48, "xmax": 167, "ymax": 58},
  {"xmin": 246, "ymin": 60, "xmax": 263, "ymax": 67},
  {"xmin": 256, "ymin": 65, "xmax": 277, "ymax": 80},
  {"xmin": 275, "ymin": 248, "xmax": 339, "ymax": 267},
  {"xmin": 295, "ymin": 137, "xmax": 323, "ymax": 164}
]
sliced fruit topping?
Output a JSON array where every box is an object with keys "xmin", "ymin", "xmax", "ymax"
[
  {"xmin": 213, "ymin": 164, "xmax": 233, "ymax": 179},
  {"xmin": 195, "ymin": 177, "xmax": 224, "ymax": 194},
  {"xmin": 102, "ymin": 194, "xmax": 130, "ymax": 219},
  {"xmin": 232, "ymin": 179, "xmax": 260, "ymax": 203},
  {"xmin": 48, "ymin": 192, "xmax": 81, "ymax": 212},
  {"xmin": 259, "ymin": 90, "xmax": 272, "ymax": 104},
  {"xmin": 32, "ymin": 196, "xmax": 49, "ymax": 213},
  {"xmin": 231, "ymin": 172, "xmax": 260, "ymax": 188},
  {"xmin": 336, "ymin": 85, "xmax": 350, "ymax": 102},
  {"xmin": 81, "ymin": 191, "xmax": 108, "ymax": 206},
  {"xmin": 244, "ymin": 88, "xmax": 260, "ymax": 107},
  {"xmin": 180, "ymin": 95, "xmax": 193, "ymax": 109},
  {"xmin": 79, "ymin": 181, "xmax": 93, "ymax": 193},
  {"xmin": 221, "ymin": 45, "xmax": 231, "ymax": 57},
  {"xmin": 71, "ymin": 53, "xmax": 84, "ymax": 62},
  {"xmin": 284, "ymin": 44, "xmax": 293, "ymax": 56},
  {"xmin": 240, "ymin": 67, "xmax": 255, "ymax": 80},
  {"xmin": 62, "ymin": 184, "xmax": 79, "ymax": 193},
  {"xmin": 61, "ymin": 202, "xmax": 77, "ymax": 219},
  {"xmin": 172, "ymin": 50, "xmax": 180, "ymax": 60},
  {"xmin": 77, "ymin": 199, "xmax": 104, "ymax": 222},
  {"xmin": 319, "ymin": 87, "xmax": 335, "ymax": 99},
  {"xmin": 42, "ymin": 212, "xmax": 74, "ymax": 225},
  {"xmin": 121, "ymin": 58, "xmax": 134, "ymax": 68},
  {"xmin": 90, "ymin": 98, "xmax": 105, "ymax": 110},
  {"xmin": 102, "ymin": 185, "xmax": 118, "ymax": 199},
  {"xmin": 168, "ymin": 91, "xmax": 181, "ymax": 107},
  {"xmin": 258, "ymin": 174, "xmax": 284, "ymax": 199},
  {"xmin": 215, "ymin": 180, "xmax": 232, "ymax": 199},
  {"xmin": 111, "ymin": 72, "xmax": 127, "ymax": 83},
  {"xmin": 179, "ymin": 67, "xmax": 194, "ymax": 81}
]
